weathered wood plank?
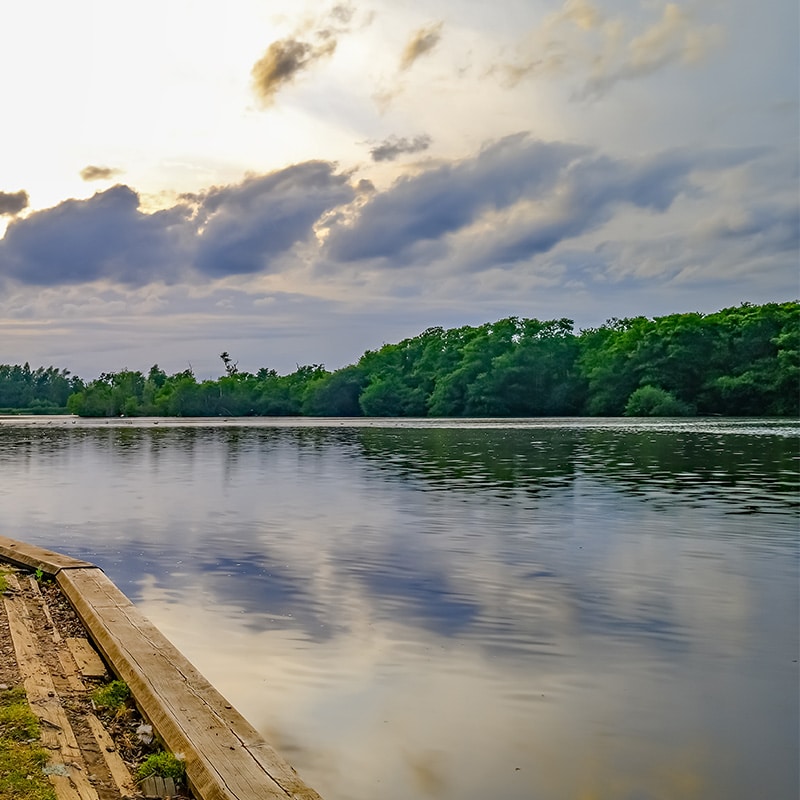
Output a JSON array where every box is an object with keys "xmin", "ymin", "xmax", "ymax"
[
  {"xmin": 66, "ymin": 638, "xmax": 107, "ymax": 679},
  {"xmin": 3, "ymin": 579, "xmax": 100, "ymax": 800},
  {"xmin": 141, "ymin": 774, "xmax": 178, "ymax": 797},
  {"xmin": 58, "ymin": 567, "xmax": 322, "ymax": 800},
  {"xmin": 15, "ymin": 572, "xmax": 138, "ymax": 797},
  {"xmin": 0, "ymin": 535, "xmax": 95, "ymax": 575},
  {"xmin": 84, "ymin": 713, "xmax": 138, "ymax": 797}
]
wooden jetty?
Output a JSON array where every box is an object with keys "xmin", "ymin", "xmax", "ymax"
[{"xmin": 0, "ymin": 535, "xmax": 322, "ymax": 800}]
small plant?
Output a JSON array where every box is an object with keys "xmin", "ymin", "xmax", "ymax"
[
  {"xmin": 34, "ymin": 569, "xmax": 43, "ymax": 582},
  {"xmin": 90, "ymin": 680, "xmax": 130, "ymax": 712},
  {"xmin": 136, "ymin": 750, "xmax": 186, "ymax": 783},
  {"xmin": 0, "ymin": 573, "xmax": 7, "ymax": 593}
]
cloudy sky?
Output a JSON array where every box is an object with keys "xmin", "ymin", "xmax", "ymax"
[{"xmin": 1, "ymin": 0, "xmax": 797, "ymax": 379}]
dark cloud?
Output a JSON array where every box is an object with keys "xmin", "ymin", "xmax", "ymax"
[
  {"xmin": 0, "ymin": 190, "xmax": 29, "ymax": 216},
  {"xmin": 192, "ymin": 162, "xmax": 354, "ymax": 276},
  {"xmin": 0, "ymin": 163, "xmax": 355, "ymax": 287},
  {"xmin": 400, "ymin": 22, "xmax": 443, "ymax": 70},
  {"xmin": 0, "ymin": 137, "xmax": 785, "ymax": 299},
  {"xmin": 370, "ymin": 134, "xmax": 432, "ymax": 162},
  {"xmin": 478, "ymin": 150, "xmax": 702, "ymax": 264},
  {"xmin": 356, "ymin": 179, "xmax": 376, "ymax": 194},
  {"xmin": 0, "ymin": 185, "xmax": 191, "ymax": 286},
  {"xmin": 326, "ymin": 134, "xmax": 587, "ymax": 262},
  {"xmin": 80, "ymin": 165, "xmax": 123, "ymax": 182},
  {"xmin": 325, "ymin": 134, "xmax": 765, "ymax": 270}
]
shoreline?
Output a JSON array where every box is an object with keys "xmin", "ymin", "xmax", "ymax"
[{"xmin": 0, "ymin": 536, "xmax": 322, "ymax": 800}]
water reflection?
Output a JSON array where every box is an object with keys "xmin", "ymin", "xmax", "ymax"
[{"xmin": 0, "ymin": 418, "xmax": 797, "ymax": 799}]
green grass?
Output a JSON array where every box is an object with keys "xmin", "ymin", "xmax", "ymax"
[
  {"xmin": 136, "ymin": 750, "xmax": 186, "ymax": 782},
  {"xmin": 0, "ymin": 687, "xmax": 57, "ymax": 800},
  {"xmin": 90, "ymin": 680, "xmax": 131, "ymax": 712}
]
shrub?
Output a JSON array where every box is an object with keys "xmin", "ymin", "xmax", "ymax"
[{"xmin": 624, "ymin": 385, "xmax": 694, "ymax": 417}]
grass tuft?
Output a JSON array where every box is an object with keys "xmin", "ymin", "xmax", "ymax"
[
  {"xmin": 90, "ymin": 680, "xmax": 131, "ymax": 712},
  {"xmin": 136, "ymin": 750, "xmax": 186, "ymax": 782}
]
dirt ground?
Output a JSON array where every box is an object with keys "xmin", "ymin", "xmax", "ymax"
[{"xmin": 0, "ymin": 565, "xmax": 192, "ymax": 800}]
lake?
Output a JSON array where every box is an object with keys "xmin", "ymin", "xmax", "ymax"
[{"xmin": 0, "ymin": 417, "xmax": 797, "ymax": 800}]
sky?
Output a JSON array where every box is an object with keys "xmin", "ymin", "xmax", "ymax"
[{"xmin": 0, "ymin": 0, "xmax": 797, "ymax": 380}]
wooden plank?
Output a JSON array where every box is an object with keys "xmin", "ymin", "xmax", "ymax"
[
  {"xmin": 3, "ymin": 583, "xmax": 100, "ymax": 800},
  {"xmin": 141, "ymin": 774, "xmax": 177, "ymax": 797},
  {"xmin": 84, "ymin": 713, "xmax": 138, "ymax": 797},
  {"xmin": 29, "ymin": 575, "xmax": 63, "ymax": 643},
  {"xmin": 14, "ymin": 572, "xmax": 137, "ymax": 797},
  {"xmin": 0, "ymin": 535, "xmax": 96, "ymax": 575},
  {"xmin": 27, "ymin": 578, "xmax": 87, "ymax": 692},
  {"xmin": 66, "ymin": 638, "xmax": 107, "ymax": 679},
  {"xmin": 58, "ymin": 566, "xmax": 323, "ymax": 800}
]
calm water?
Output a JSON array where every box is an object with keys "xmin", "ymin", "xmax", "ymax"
[{"xmin": 0, "ymin": 417, "xmax": 797, "ymax": 800}]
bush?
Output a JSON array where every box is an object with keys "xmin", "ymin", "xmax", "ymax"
[{"xmin": 624, "ymin": 385, "xmax": 694, "ymax": 417}]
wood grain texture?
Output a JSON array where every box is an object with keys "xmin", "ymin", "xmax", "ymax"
[
  {"xmin": 3, "ymin": 574, "xmax": 101, "ymax": 800},
  {"xmin": 84, "ymin": 713, "xmax": 138, "ymax": 797},
  {"xmin": 66, "ymin": 638, "xmax": 107, "ymax": 679},
  {"xmin": 58, "ymin": 567, "xmax": 322, "ymax": 800},
  {"xmin": 0, "ymin": 536, "xmax": 95, "ymax": 574}
]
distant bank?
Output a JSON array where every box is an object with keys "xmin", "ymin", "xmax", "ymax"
[{"xmin": 2, "ymin": 300, "xmax": 797, "ymax": 418}]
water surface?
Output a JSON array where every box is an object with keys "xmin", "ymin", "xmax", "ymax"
[{"xmin": 0, "ymin": 417, "xmax": 797, "ymax": 799}]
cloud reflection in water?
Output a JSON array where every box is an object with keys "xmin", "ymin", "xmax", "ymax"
[{"xmin": 0, "ymin": 418, "xmax": 797, "ymax": 799}]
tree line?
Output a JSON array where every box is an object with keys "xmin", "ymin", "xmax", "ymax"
[
  {"xmin": 2, "ymin": 301, "xmax": 797, "ymax": 418},
  {"xmin": 0, "ymin": 363, "xmax": 83, "ymax": 414}
]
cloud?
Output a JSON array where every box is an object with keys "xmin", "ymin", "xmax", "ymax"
[
  {"xmin": 581, "ymin": 3, "xmax": 724, "ymax": 98},
  {"xmin": 0, "ymin": 190, "xmax": 29, "ymax": 216},
  {"xmin": 0, "ymin": 163, "xmax": 355, "ymax": 287},
  {"xmin": 252, "ymin": 38, "xmax": 337, "ymax": 104},
  {"xmin": 400, "ymin": 22, "xmax": 443, "ymax": 70},
  {"xmin": 0, "ymin": 185, "xmax": 192, "ymax": 286},
  {"xmin": 251, "ymin": 4, "xmax": 360, "ymax": 104},
  {"xmin": 325, "ymin": 133, "xmax": 766, "ymax": 273},
  {"xmin": 325, "ymin": 134, "xmax": 588, "ymax": 262},
  {"xmin": 370, "ymin": 134, "xmax": 432, "ymax": 162},
  {"xmin": 191, "ymin": 161, "xmax": 354, "ymax": 276},
  {"xmin": 0, "ymin": 134, "xmax": 791, "ymax": 323},
  {"xmin": 499, "ymin": 0, "xmax": 723, "ymax": 98},
  {"xmin": 80, "ymin": 165, "xmax": 123, "ymax": 182}
]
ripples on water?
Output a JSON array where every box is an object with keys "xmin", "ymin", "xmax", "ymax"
[{"xmin": 0, "ymin": 416, "xmax": 797, "ymax": 800}]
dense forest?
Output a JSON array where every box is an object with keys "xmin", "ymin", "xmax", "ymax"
[
  {"xmin": 0, "ymin": 364, "xmax": 83, "ymax": 414},
  {"xmin": 1, "ymin": 301, "xmax": 797, "ymax": 418}
]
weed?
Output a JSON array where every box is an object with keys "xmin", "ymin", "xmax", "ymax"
[
  {"xmin": 34, "ymin": 569, "xmax": 43, "ymax": 582},
  {"xmin": 136, "ymin": 750, "xmax": 186, "ymax": 783},
  {"xmin": 0, "ymin": 573, "xmax": 6, "ymax": 593},
  {"xmin": 90, "ymin": 680, "xmax": 131, "ymax": 712}
]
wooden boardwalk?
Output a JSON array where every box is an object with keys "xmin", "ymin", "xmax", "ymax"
[
  {"xmin": 2, "ymin": 567, "xmax": 138, "ymax": 799},
  {"xmin": 0, "ymin": 536, "xmax": 322, "ymax": 800}
]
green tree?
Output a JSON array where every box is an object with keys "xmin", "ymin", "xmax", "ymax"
[{"xmin": 303, "ymin": 366, "xmax": 366, "ymax": 416}]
